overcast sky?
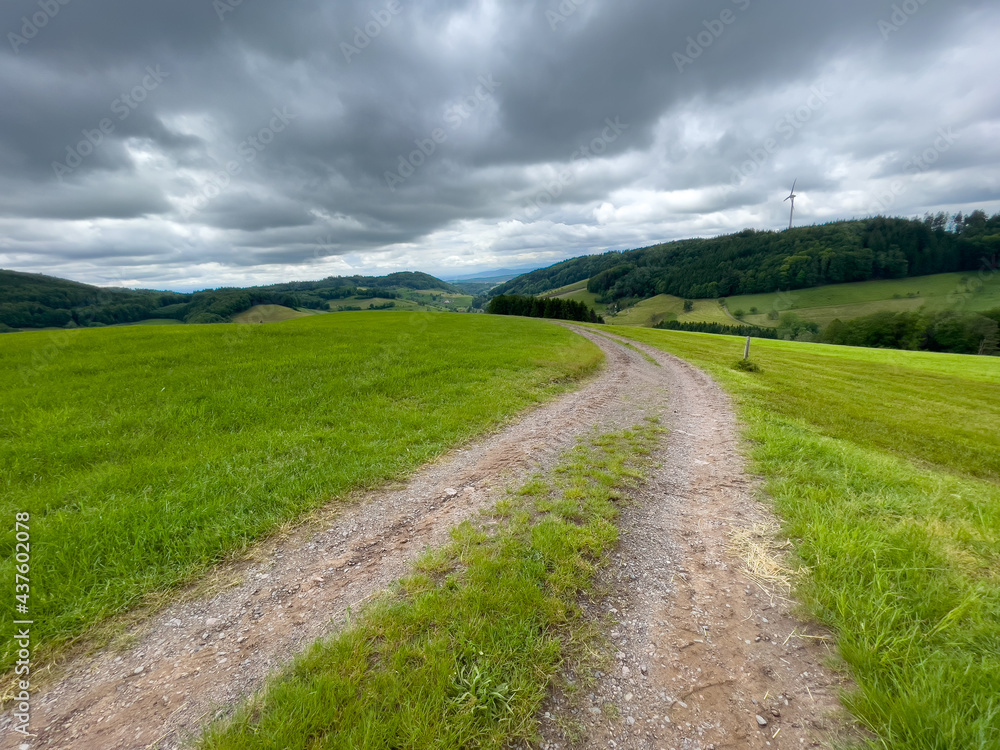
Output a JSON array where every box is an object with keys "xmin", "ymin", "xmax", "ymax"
[{"xmin": 1, "ymin": 0, "xmax": 998, "ymax": 290}]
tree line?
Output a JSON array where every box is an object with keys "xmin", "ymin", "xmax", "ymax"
[
  {"xmin": 493, "ymin": 212, "xmax": 1000, "ymax": 303},
  {"xmin": 655, "ymin": 321, "xmax": 781, "ymax": 339},
  {"xmin": 822, "ymin": 308, "xmax": 999, "ymax": 356},
  {"xmin": 487, "ymin": 295, "xmax": 603, "ymax": 323}
]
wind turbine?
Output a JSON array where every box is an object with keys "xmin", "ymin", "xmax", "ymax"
[{"xmin": 784, "ymin": 179, "xmax": 798, "ymax": 230}]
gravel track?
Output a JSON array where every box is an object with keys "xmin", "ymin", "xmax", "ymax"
[{"xmin": 536, "ymin": 329, "xmax": 854, "ymax": 750}]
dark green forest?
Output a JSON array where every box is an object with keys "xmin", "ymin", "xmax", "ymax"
[
  {"xmin": 494, "ymin": 212, "xmax": 1000, "ymax": 303},
  {"xmin": 655, "ymin": 321, "xmax": 781, "ymax": 339},
  {"xmin": 822, "ymin": 308, "xmax": 1000, "ymax": 356},
  {"xmin": 0, "ymin": 270, "xmax": 457, "ymax": 330},
  {"xmin": 487, "ymin": 295, "xmax": 603, "ymax": 323}
]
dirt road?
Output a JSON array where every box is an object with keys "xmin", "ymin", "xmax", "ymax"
[
  {"xmin": 537, "ymin": 330, "xmax": 853, "ymax": 749},
  {"xmin": 2, "ymin": 326, "xmax": 851, "ymax": 750}
]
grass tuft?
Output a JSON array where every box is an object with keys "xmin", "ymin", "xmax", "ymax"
[{"xmin": 733, "ymin": 358, "xmax": 763, "ymax": 373}]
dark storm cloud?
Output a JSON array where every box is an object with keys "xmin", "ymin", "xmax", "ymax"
[{"xmin": 0, "ymin": 0, "xmax": 998, "ymax": 287}]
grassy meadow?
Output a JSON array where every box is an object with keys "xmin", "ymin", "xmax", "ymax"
[
  {"xmin": 608, "ymin": 327, "xmax": 1000, "ymax": 749},
  {"xmin": 546, "ymin": 281, "xmax": 736, "ymax": 328},
  {"xmin": 231, "ymin": 304, "xmax": 320, "ymax": 324},
  {"xmin": 0, "ymin": 313, "xmax": 602, "ymax": 671},
  {"xmin": 545, "ymin": 280, "xmax": 607, "ymax": 312},
  {"xmin": 200, "ymin": 424, "xmax": 660, "ymax": 750},
  {"xmin": 606, "ymin": 295, "xmax": 733, "ymax": 328},
  {"xmin": 727, "ymin": 271, "xmax": 1000, "ymax": 328},
  {"xmin": 323, "ymin": 290, "xmax": 476, "ymax": 314}
]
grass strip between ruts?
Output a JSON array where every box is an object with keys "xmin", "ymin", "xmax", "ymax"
[{"xmin": 199, "ymin": 422, "xmax": 661, "ymax": 750}]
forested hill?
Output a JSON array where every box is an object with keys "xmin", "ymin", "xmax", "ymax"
[
  {"xmin": 0, "ymin": 270, "xmax": 458, "ymax": 330},
  {"xmin": 258, "ymin": 271, "xmax": 454, "ymax": 294},
  {"xmin": 493, "ymin": 212, "xmax": 1000, "ymax": 302}
]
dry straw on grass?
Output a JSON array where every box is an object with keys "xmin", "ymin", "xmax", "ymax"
[{"xmin": 729, "ymin": 521, "xmax": 796, "ymax": 602}]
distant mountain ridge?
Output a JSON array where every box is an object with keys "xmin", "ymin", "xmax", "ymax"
[
  {"xmin": 443, "ymin": 266, "xmax": 542, "ymax": 283},
  {"xmin": 0, "ymin": 269, "xmax": 458, "ymax": 330}
]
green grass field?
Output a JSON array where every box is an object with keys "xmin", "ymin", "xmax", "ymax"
[
  {"xmin": 326, "ymin": 292, "xmax": 476, "ymax": 313},
  {"xmin": 326, "ymin": 297, "xmax": 419, "ymax": 312},
  {"xmin": 542, "ymin": 280, "xmax": 588, "ymax": 299},
  {"xmin": 406, "ymin": 290, "xmax": 475, "ymax": 310},
  {"xmin": 727, "ymin": 271, "xmax": 1000, "ymax": 328},
  {"xmin": 607, "ymin": 327, "xmax": 1000, "ymax": 749},
  {"xmin": 232, "ymin": 304, "xmax": 319, "ymax": 324},
  {"xmin": 545, "ymin": 282, "xmax": 735, "ymax": 328},
  {"xmin": 0, "ymin": 313, "xmax": 602, "ymax": 672},
  {"xmin": 606, "ymin": 295, "xmax": 733, "ymax": 328},
  {"xmin": 546, "ymin": 280, "xmax": 607, "ymax": 313}
]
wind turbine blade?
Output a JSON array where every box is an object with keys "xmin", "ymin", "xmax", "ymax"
[{"xmin": 790, "ymin": 178, "xmax": 797, "ymax": 194}]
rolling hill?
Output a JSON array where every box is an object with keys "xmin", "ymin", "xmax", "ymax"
[
  {"xmin": 0, "ymin": 269, "xmax": 462, "ymax": 331},
  {"xmin": 494, "ymin": 212, "xmax": 1000, "ymax": 304}
]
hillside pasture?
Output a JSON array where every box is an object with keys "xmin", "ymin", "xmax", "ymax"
[
  {"xmin": 543, "ymin": 283, "xmax": 734, "ymax": 327},
  {"xmin": 542, "ymin": 280, "xmax": 607, "ymax": 312},
  {"xmin": 727, "ymin": 271, "xmax": 1000, "ymax": 328},
  {"xmin": 406, "ymin": 290, "xmax": 476, "ymax": 309},
  {"xmin": 231, "ymin": 304, "xmax": 318, "ymax": 324},
  {"xmin": 326, "ymin": 297, "xmax": 421, "ymax": 312},
  {"xmin": 606, "ymin": 295, "xmax": 733, "ymax": 328}
]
